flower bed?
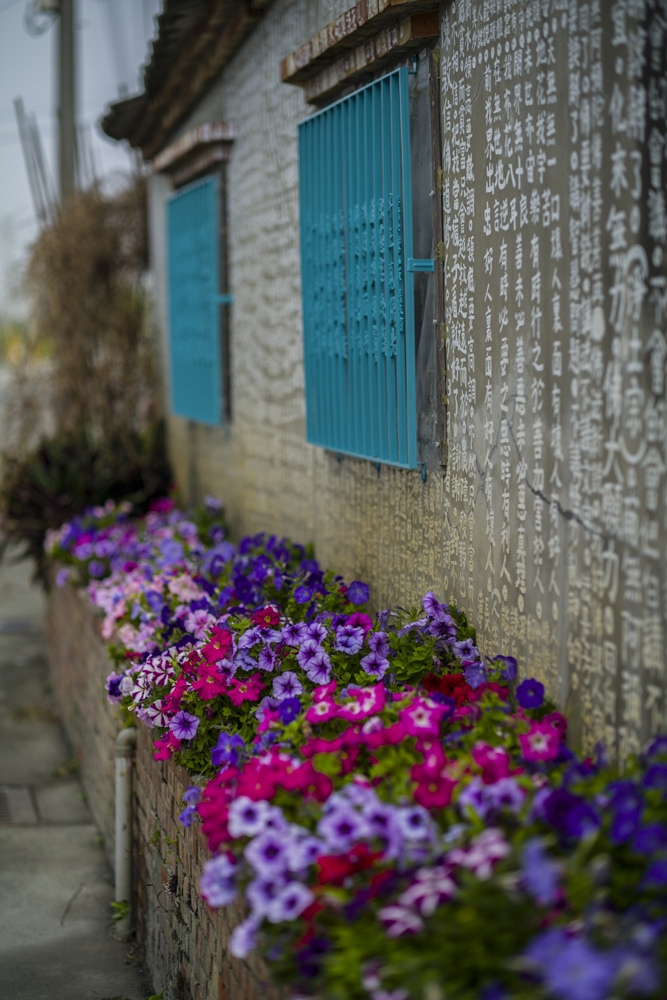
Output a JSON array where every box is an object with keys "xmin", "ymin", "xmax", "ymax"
[{"xmin": 46, "ymin": 497, "xmax": 667, "ymax": 1000}]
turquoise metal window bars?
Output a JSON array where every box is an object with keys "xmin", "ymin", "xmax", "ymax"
[
  {"xmin": 298, "ymin": 67, "xmax": 423, "ymax": 468},
  {"xmin": 166, "ymin": 175, "xmax": 225, "ymax": 425}
]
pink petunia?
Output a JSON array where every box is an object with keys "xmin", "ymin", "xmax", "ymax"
[
  {"xmin": 201, "ymin": 626, "xmax": 233, "ymax": 663},
  {"xmin": 227, "ymin": 673, "xmax": 266, "ymax": 707},
  {"xmin": 519, "ymin": 721, "xmax": 561, "ymax": 762},
  {"xmin": 347, "ymin": 611, "xmax": 373, "ymax": 634},
  {"xmin": 472, "ymin": 741, "xmax": 524, "ymax": 784},
  {"xmin": 192, "ymin": 669, "xmax": 228, "ymax": 700},
  {"xmin": 154, "ymin": 730, "xmax": 182, "ymax": 760},
  {"xmin": 338, "ymin": 684, "xmax": 387, "ymax": 721},
  {"xmin": 411, "ymin": 758, "xmax": 456, "ymax": 810},
  {"xmin": 305, "ymin": 697, "xmax": 339, "ymax": 723},
  {"xmin": 399, "ymin": 697, "xmax": 447, "ymax": 737},
  {"xmin": 185, "ymin": 609, "xmax": 216, "ymax": 640}
]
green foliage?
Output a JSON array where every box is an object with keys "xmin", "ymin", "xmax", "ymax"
[
  {"xmin": 109, "ymin": 899, "xmax": 130, "ymax": 923},
  {"xmin": 0, "ymin": 422, "xmax": 171, "ymax": 584}
]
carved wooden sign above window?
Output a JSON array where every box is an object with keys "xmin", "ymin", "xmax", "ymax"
[
  {"xmin": 281, "ymin": 0, "xmax": 439, "ymax": 104},
  {"xmin": 152, "ymin": 122, "xmax": 235, "ymax": 188}
]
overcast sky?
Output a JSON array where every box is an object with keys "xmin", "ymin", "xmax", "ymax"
[{"xmin": 0, "ymin": 0, "xmax": 161, "ymax": 316}]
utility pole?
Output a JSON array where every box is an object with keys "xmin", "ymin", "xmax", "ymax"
[{"xmin": 58, "ymin": 0, "xmax": 76, "ymax": 204}]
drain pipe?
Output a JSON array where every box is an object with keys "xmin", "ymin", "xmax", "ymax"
[{"xmin": 114, "ymin": 726, "xmax": 137, "ymax": 941}]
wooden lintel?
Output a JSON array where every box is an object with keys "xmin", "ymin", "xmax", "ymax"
[
  {"xmin": 170, "ymin": 146, "xmax": 232, "ymax": 188},
  {"xmin": 152, "ymin": 122, "xmax": 235, "ymax": 174},
  {"xmin": 303, "ymin": 12, "xmax": 440, "ymax": 104},
  {"xmin": 281, "ymin": 0, "xmax": 438, "ymax": 85}
]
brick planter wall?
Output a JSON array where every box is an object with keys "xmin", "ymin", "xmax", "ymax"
[
  {"xmin": 47, "ymin": 585, "xmax": 284, "ymax": 1000},
  {"xmin": 46, "ymin": 578, "xmax": 122, "ymax": 864},
  {"xmin": 134, "ymin": 726, "xmax": 284, "ymax": 1000}
]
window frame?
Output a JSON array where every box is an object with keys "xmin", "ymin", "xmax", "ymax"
[
  {"xmin": 165, "ymin": 168, "xmax": 231, "ymax": 426},
  {"xmin": 298, "ymin": 56, "xmax": 442, "ymax": 470}
]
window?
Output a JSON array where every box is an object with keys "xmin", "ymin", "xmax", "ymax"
[
  {"xmin": 298, "ymin": 66, "xmax": 434, "ymax": 469},
  {"xmin": 166, "ymin": 174, "xmax": 230, "ymax": 424}
]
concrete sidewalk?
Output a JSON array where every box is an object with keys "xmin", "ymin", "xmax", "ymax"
[{"xmin": 0, "ymin": 547, "xmax": 154, "ymax": 1000}]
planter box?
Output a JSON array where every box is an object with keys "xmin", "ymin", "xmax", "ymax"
[
  {"xmin": 47, "ymin": 582, "xmax": 283, "ymax": 1000},
  {"xmin": 47, "ymin": 579, "xmax": 121, "ymax": 863}
]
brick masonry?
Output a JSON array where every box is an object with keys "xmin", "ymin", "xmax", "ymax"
[
  {"xmin": 46, "ymin": 578, "xmax": 121, "ymax": 864},
  {"xmin": 47, "ymin": 584, "xmax": 284, "ymax": 1000}
]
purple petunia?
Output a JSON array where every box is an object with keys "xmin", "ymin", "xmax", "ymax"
[
  {"xmin": 347, "ymin": 580, "xmax": 370, "ymax": 605},
  {"xmin": 294, "ymin": 583, "xmax": 316, "ymax": 604},
  {"xmin": 360, "ymin": 650, "xmax": 390, "ymax": 678},
  {"xmin": 608, "ymin": 782, "xmax": 643, "ymax": 844},
  {"xmin": 229, "ymin": 796, "xmax": 271, "ymax": 838},
  {"xmin": 245, "ymin": 831, "xmax": 288, "ymax": 876},
  {"xmin": 643, "ymin": 858, "xmax": 667, "ymax": 888},
  {"xmin": 272, "ymin": 671, "xmax": 303, "ymax": 701},
  {"xmin": 516, "ymin": 678, "xmax": 545, "ymax": 709},
  {"xmin": 200, "ymin": 854, "xmax": 237, "ymax": 907},
  {"xmin": 491, "ymin": 654, "xmax": 518, "ymax": 681},
  {"xmin": 318, "ymin": 803, "xmax": 368, "ymax": 852},
  {"xmin": 296, "ymin": 639, "xmax": 322, "ymax": 669},
  {"xmin": 258, "ymin": 645, "xmax": 280, "ymax": 672},
  {"xmin": 452, "ymin": 637, "xmax": 480, "ymax": 662},
  {"xmin": 182, "ymin": 785, "xmax": 202, "ymax": 806},
  {"xmin": 211, "ymin": 731, "xmax": 245, "ymax": 768},
  {"xmin": 266, "ymin": 881, "xmax": 314, "ymax": 923},
  {"xmin": 521, "ymin": 837, "xmax": 561, "ymax": 905},
  {"xmin": 105, "ymin": 671, "xmax": 124, "ymax": 703},
  {"xmin": 278, "ymin": 697, "xmax": 302, "ymax": 724},
  {"xmin": 334, "ymin": 624, "xmax": 365, "ymax": 654},
  {"xmin": 543, "ymin": 788, "xmax": 600, "ymax": 840},
  {"xmin": 464, "ymin": 661, "xmax": 487, "ymax": 689},
  {"xmin": 178, "ymin": 805, "xmax": 198, "ymax": 827},
  {"xmin": 633, "ymin": 822, "xmax": 667, "ymax": 854},
  {"xmin": 646, "ymin": 735, "xmax": 667, "ymax": 759},
  {"xmin": 368, "ymin": 631, "xmax": 391, "ymax": 658},
  {"xmin": 303, "ymin": 621, "xmax": 328, "ymax": 644},
  {"xmin": 542, "ymin": 936, "xmax": 617, "ymax": 1000},
  {"xmin": 246, "ymin": 874, "xmax": 287, "ymax": 915},
  {"xmin": 169, "ymin": 710, "xmax": 199, "ymax": 740},
  {"xmin": 281, "ymin": 621, "xmax": 308, "ymax": 646},
  {"xmin": 643, "ymin": 763, "xmax": 667, "ymax": 791},
  {"xmin": 302, "ymin": 649, "xmax": 332, "ymax": 685},
  {"xmin": 422, "ymin": 591, "xmax": 447, "ymax": 622},
  {"xmin": 229, "ymin": 914, "xmax": 261, "ymax": 958}
]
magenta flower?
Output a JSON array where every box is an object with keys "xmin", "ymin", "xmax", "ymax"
[
  {"xmin": 228, "ymin": 674, "xmax": 266, "ymax": 707},
  {"xmin": 169, "ymin": 710, "xmax": 200, "ymax": 740},
  {"xmin": 305, "ymin": 697, "xmax": 339, "ymax": 723},
  {"xmin": 399, "ymin": 697, "xmax": 447, "ymax": 737},
  {"xmin": 519, "ymin": 721, "xmax": 561, "ymax": 762}
]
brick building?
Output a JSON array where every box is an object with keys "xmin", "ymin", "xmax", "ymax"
[{"xmin": 103, "ymin": 0, "xmax": 667, "ymax": 758}]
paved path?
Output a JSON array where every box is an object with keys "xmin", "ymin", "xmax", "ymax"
[{"xmin": 0, "ymin": 547, "xmax": 153, "ymax": 1000}]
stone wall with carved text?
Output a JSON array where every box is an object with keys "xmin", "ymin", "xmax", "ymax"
[
  {"xmin": 441, "ymin": 0, "xmax": 667, "ymax": 756},
  {"xmin": 147, "ymin": 0, "xmax": 666, "ymax": 756}
]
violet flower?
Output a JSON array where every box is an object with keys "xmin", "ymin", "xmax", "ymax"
[{"xmin": 169, "ymin": 711, "xmax": 200, "ymax": 741}]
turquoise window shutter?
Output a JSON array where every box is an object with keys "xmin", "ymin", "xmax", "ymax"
[
  {"xmin": 166, "ymin": 175, "xmax": 223, "ymax": 424},
  {"xmin": 298, "ymin": 68, "xmax": 418, "ymax": 468}
]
